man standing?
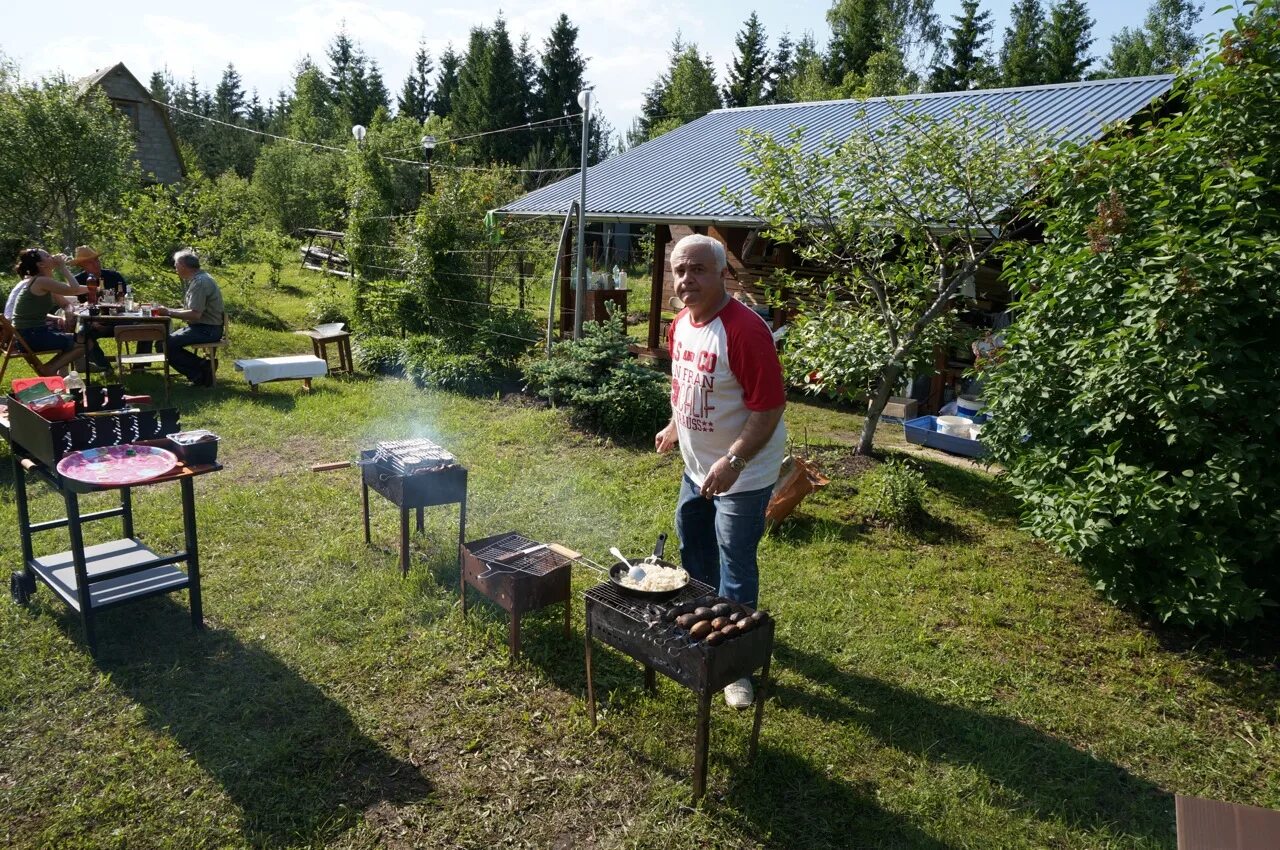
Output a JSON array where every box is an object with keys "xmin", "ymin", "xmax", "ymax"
[
  {"xmin": 154, "ymin": 249, "xmax": 225, "ymax": 386},
  {"xmin": 71, "ymin": 245, "xmax": 127, "ymax": 299},
  {"xmin": 654, "ymin": 234, "xmax": 787, "ymax": 709}
]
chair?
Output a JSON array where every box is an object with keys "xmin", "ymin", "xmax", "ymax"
[
  {"xmin": 114, "ymin": 324, "xmax": 169, "ymax": 403},
  {"xmin": 0, "ymin": 315, "xmax": 86, "ymax": 384},
  {"xmin": 188, "ymin": 315, "xmax": 230, "ymax": 387}
]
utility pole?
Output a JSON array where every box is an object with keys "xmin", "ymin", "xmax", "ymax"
[{"xmin": 573, "ymin": 89, "xmax": 592, "ymax": 340}]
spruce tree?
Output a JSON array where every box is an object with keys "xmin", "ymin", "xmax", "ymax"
[
  {"xmin": 660, "ymin": 44, "xmax": 721, "ymax": 131},
  {"xmin": 1041, "ymin": 0, "xmax": 1094, "ymax": 82},
  {"xmin": 767, "ymin": 31, "xmax": 794, "ymax": 103},
  {"xmin": 213, "ymin": 63, "xmax": 245, "ymax": 121},
  {"xmin": 247, "ymin": 90, "xmax": 267, "ymax": 130},
  {"xmin": 147, "ymin": 69, "xmax": 173, "ymax": 104},
  {"xmin": 628, "ymin": 34, "xmax": 681, "ymax": 145},
  {"xmin": 928, "ymin": 0, "xmax": 995, "ymax": 92},
  {"xmin": 999, "ymin": 0, "xmax": 1047, "ymax": 86},
  {"xmin": 398, "ymin": 41, "xmax": 434, "ymax": 123},
  {"xmin": 826, "ymin": 0, "xmax": 885, "ymax": 83},
  {"xmin": 435, "ymin": 44, "xmax": 461, "ymax": 118},
  {"xmin": 516, "ymin": 33, "xmax": 539, "ymax": 124},
  {"xmin": 723, "ymin": 12, "xmax": 771, "ymax": 108},
  {"xmin": 537, "ymin": 14, "xmax": 588, "ymax": 163},
  {"xmin": 484, "ymin": 16, "xmax": 529, "ymax": 162},
  {"xmin": 453, "ymin": 27, "xmax": 492, "ymax": 140}
]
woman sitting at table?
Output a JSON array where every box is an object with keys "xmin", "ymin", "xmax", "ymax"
[{"xmin": 10, "ymin": 248, "xmax": 112, "ymax": 371}]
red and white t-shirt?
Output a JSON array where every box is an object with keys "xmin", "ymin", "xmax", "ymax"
[{"xmin": 668, "ymin": 298, "xmax": 787, "ymax": 494}]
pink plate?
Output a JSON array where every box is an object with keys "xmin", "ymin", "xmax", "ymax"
[{"xmin": 56, "ymin": 444, "xmax": 178, "ymax": 487}]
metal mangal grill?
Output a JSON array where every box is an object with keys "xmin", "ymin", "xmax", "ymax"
[
  {"xmin": 583, "ymin": 577, "xmax": 776, "ymax": 802},
  {"xmin": 460, "ymin": 531, "xmax": 573, "ymax": 662},
  {"xmin": 359, "ymin": 438, "xmax": 467, "ymax": 577}
]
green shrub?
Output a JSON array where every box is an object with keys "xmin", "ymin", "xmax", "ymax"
[
  {"xmin": 406, "ymin": 348, "xmax": 510, "ymax": 396},
  {"xmin": 352, "ymin": 335, "xmax": 406, "ymax": 375},
  {"xmin": 856, "ymin": 458, "xmax": 926, "ymax": 529},
  {"xmin": 982, "ymin": 4, "xmax": 1280, "ymax": 628},
  {"xmin": 307, "ymin": 285, "xmax": 353, "ymax": 327},
  {"xmin": 523, "ymin": 312, "xmax": 670, "ymax": 441}
]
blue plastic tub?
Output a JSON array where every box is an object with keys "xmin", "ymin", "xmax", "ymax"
[{"xmin": 904, "ymin": 416, "xmax": 988, "ymax": 459}]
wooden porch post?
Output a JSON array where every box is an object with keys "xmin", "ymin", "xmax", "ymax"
[{"xmin": 647, "ymin": 225, "xmax": 670, "ymax": 350}]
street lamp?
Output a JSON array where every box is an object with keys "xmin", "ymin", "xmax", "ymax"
[
  {"xmin": 351, "ymin": 124, "xmax": 367, "ymax": 147},
  {"xmin": 421, "ymin": 134, "xmax": 437, "ymax": 195}
]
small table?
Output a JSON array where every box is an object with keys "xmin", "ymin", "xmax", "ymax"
[
  {"xmin": 295, "ymin": 329, "xmax": 353, "ymax": 375},
  {"xmin": 71, "ymin": 309, "xmax": 171, "ymax": 383}
]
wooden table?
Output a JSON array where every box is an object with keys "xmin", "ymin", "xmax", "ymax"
[
  {"xmin": 295, "ymin": 329, "xmax": 353, "ymax": 375},
  {"xmin": 71, "ymin": 309, "xmax": 171, "ymax": 384}
]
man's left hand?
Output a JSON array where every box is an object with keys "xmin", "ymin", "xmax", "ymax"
[{"xmin": 700, "ymin": 457, "xmax": 741, "ymax": 498}]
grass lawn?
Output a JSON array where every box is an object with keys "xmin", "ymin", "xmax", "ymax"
[{"xmin": 1, "ymin": 264, "xmax": 1277, "ymax": 849}]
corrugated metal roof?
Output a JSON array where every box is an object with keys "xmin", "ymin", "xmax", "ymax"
[{"xmin": 495, "ymin": 75, "xmax": 1175, "ymax": 225}]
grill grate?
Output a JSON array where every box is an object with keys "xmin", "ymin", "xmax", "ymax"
[
  {"xmin": 373, "ymin": 438, "xmax": 456, "ymax": 476},
  {"xmin": 468, "ymin": 532, "xmax": 569, "ymax": 578},
  {"xmin": 585, "ymin": 579, "xmax": 713, "ymax": 624}
]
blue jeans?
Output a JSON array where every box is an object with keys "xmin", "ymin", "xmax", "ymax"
[
  {"xmin": 675, "ymin": 473, "xmax": 773, "ymax": 607},
  {"xmin": 20, "ymin": 325, "xmax": 110, "ymax": 368},
  {"xmin": 166, "ymin": 324, "xmax": 223, "ymax": 382}
]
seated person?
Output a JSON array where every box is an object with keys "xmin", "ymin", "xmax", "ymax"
[
  {"xmin": 152, "ymin": 248, "xmax": 224, "ymax": 387},
  {"xmin": 9, "ymin": 248, "xmax": 111, "ymax": 370},
  {"xmin": 72, "ymin": 245, "xmax": 127, "ymax": 301}
]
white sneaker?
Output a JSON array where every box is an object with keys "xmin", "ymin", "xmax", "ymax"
[{"xmin": 724, "ymin": 677, "xmax": 754, "ymax": 709}]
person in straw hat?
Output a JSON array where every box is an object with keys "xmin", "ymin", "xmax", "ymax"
[{"xmin": 71, "ymin": 245, "xmax": 127, "ymax": 301}]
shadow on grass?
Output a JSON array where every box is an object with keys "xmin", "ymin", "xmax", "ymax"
[
  {"xmin": 1149, "ymin": 613, "xmax": 1280, "ymax": 718},
  {"xmin": 228, "ymin": 303, "xmax": 290, "ymax": 331},
  {"xmin": 769, "ymin": 513, "xmax": 867, "ymax": 545},
  {"xmin": 775, "ymin": 644, "xmax": 1174, "ymax": 846},
  {"xmin": 726, "ymin": 745, "xmax": 958, "ymax": 850},
  {"xmin": 908, "ymin": 454, "xmax": 1021, "ymax": 523},
  {"xmin": 90, "ymin": 599, "xmax": 431, "ymax": 846}
]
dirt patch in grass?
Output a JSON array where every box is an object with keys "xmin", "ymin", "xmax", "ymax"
[
  {"xmin": 223, "ymin": 435, "xmax": 338, "ymax": 483},
  {"xmin": 500, "ymin": 391, "xmax": 549, "ymax": 410}
]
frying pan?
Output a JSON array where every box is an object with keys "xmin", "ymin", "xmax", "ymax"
[{"xmin": 608, "ymin": 533, "xmax": 689, "ymax": 599}]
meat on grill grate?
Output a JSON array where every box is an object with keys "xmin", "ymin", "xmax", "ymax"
[{"xmin": 373, "ymin": 438, "xmax": 456, "ymax": 475}]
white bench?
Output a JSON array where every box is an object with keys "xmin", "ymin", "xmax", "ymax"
[{"xmin": 233, "ymin": 355, "xmax": 328, "ymax": 393}]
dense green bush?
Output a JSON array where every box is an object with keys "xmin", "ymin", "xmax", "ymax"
[
  {"xmin": 406, "ymin": 347, "xmax": 511, "ymax": 396},
  {"xmin": 523, "ymin": 311, "xmax": 670, "ymax": 441},
  {"xmin": 352, "ymin": 335, "xmax": 406, "ymax": 375},
  {"xmin": 306, "ymin": 281, "xmax": 353, "ymax": 327},
  {"xmin": 983, "ymin": 3, "xmax": 1280, "ymax": 627},
  {"xmin": 855, "ymin": 458, "xmax": 926, "ymax": 529}
]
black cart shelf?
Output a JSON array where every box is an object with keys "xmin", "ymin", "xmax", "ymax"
[{"xmin": 4, "ymin": 402, "xmax": 219, "ymax": 656}]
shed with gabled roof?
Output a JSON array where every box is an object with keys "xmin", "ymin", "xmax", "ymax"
[{"xmin": 79, "ymin": 62, "xmax": 185, "ymax": 185}]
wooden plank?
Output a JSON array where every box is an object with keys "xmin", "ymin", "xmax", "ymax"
[
  {"xmin": 647, "ymin": 225, "xmax": 670, "ymax": 350},
  {"xmin": 1177, "ymin": 795, "xmax": 1280, "ymax": 850}
]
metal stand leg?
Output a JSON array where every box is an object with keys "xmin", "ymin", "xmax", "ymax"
[
  {"xmin": 416, "ymin": 506, "xmax": 424, "ymax": 534},
  {"xmin": 644, "ymin": 665, "xmax": 656, "ymax": 693},
  {"xmin": 361, "ymin": 482, "xmax": 371, "ymax": 544},
  {"xmin": 750, "ymin": 649, "xmax": 771, "ymax": 761},
  {"xmin": 118, "ymin": 484, "xmax": 134, "ymax": 540},
  {"xmin": 584, "ymin": 625, "xmax": 597, "ymax": 727},
  {"xmin": 509, "ymin": 612, "xmax": 521, "ymax": 663},
  {"xmin": 459, "ymin": 567, "xmax": 468, "ymax": 618},
  {"xmin": 693, "ymin": 688, "xmax": 713, "ymax": 802},
  {"xmin": 64, "ymin": 490, "xmax": 97, "ymax": 656},
  {"xmin": 398, "ymin": 508, "xmax": 410, "ymax": 576},
  {"xmin": 457, "ymin": 497, "xmax": 466, "ymax": 572},
  {"xmin": 563, "ymin": 598, "xmax": 572, "ymax": 639},
  {"xmin": 181, "ymin": 477, "xmax": 203, "ymax": 630},
  {"xmin": 13, "ymin": 454, "xmax": 34, "ymax": 570}
]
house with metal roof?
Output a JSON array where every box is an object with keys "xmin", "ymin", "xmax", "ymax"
[{"xmin": 493, "ymin": 75, "xmax": 1176, "ymax": 370}]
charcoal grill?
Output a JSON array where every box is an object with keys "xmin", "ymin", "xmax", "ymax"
[
  {"xmin": 584, "ymin": 578, "xmax": 775, "ymax": 802},
  {"xmin": 360, "ymin": 438, "xmax": 467, "ymax": 576},
  {"xmin": 460, "ymin": 532, "xmax": 572, "ymax": 662}
]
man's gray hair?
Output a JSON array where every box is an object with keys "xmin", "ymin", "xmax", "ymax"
[
  {"xmin": 174, "ymin": 248, "xmax": 201, "ymax": 270},
  {"xmin": 672, "ymin": 233, "xmax": 727, "ymax": 273}
]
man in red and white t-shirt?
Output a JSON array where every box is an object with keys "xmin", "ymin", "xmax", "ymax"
[{"xmin": 655, "ymin": 234, "xmax": 787, "ymax": 709}]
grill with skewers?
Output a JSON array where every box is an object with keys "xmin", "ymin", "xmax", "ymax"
[
  {"xmin": 359, "ymin": 437, "xmax": 467, "ymax": 576},
  {"xmin": 459, "ymin": 532, "xmax": 573, "ymax": 662},
  {"xmin": 583, "ymin": 578, "xmax": 775, "ymax": 802}
]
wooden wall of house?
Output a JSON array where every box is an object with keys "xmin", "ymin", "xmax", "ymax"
[{"xmin": 93, "ymin": 67, "xmax": 183, "ymax": 185}]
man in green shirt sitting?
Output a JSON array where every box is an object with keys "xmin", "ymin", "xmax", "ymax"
[{"xmin": 153, "ymin": 248, "xmax": 225, "ymax": 387}]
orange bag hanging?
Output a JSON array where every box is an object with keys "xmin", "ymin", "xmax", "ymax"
[{"xmin": 765, "ymin": 455, "xmax": 829, "ymax": 529}]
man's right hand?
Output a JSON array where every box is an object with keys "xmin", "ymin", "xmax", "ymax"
[{"xmin": 655, "ymin": 421, "xmax": 678, "ymax": 454}]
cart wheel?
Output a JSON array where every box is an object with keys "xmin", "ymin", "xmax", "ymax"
[{"xmin": 10, "ymin": 571, "xmax": 33, "ymax": 605}]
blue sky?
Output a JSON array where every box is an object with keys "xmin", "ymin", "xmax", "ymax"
[{"xmin": 2, "ymin": 1, "xmax": 1240, "ymax": 135}]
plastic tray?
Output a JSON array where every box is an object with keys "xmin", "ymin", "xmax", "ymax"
[{"xmin": 904, "ymin": 415, "xmax": 988, "ymax": 459}]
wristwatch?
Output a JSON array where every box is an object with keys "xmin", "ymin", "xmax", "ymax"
[{"xmin": 726, "ymin": 453, "xmax": 747, "ymax": 472}]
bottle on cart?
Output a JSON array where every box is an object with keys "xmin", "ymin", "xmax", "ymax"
[{"xmin": 64, "ymin": 370, "xmax": 86, "ymax": 409}]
